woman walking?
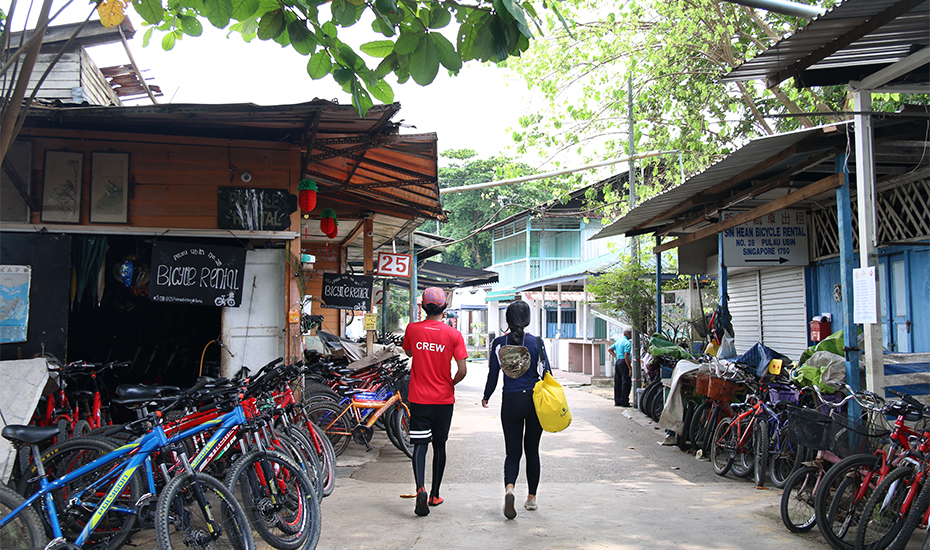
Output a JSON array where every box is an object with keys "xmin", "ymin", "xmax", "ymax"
[{"xmin": 482, "ymin": 300, "xmax": 550, "ymax": 519}]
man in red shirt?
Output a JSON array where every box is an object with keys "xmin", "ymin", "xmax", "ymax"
[{"xmin": 402, "ymin": 286, "xmax": 468, "ymax": 516}]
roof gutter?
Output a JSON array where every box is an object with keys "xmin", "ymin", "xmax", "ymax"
[{"xmin": 721, "ymin": 0, "xmax": 825, "ymax": 18}]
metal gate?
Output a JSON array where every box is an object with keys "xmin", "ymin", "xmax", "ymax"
[
  {"xmin": 728, "ymin": 271, "xmax": 761, "ymax": 355},
  {"xmin": 760, "ymin": 267, "xmax": 808, "ymax": 361}
]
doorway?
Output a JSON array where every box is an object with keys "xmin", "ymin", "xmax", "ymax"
[{"xmin": 878, "ymin": 253, "xmax": 911, "ymax": 352}]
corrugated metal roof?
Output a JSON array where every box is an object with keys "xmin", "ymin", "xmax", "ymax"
[
  {"xmin": 724, "ymin": 0, "xmax": 930, "ymax": 88},
  {"xmin": 593, "ymin": 123, "xmax": 849, "ymax": 240}
]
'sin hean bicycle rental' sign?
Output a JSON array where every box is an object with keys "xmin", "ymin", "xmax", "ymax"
[{"xmin": 720, "ymin": 209, "xmax": 809, "ymax": 267}]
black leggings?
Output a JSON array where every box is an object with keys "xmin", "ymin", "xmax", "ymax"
[{"xmin": 500, "ymin": 390, "xmax": 543, "ymax": 495}]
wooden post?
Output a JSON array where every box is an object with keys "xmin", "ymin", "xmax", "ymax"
[{"xmin": 364, "ymin": 218, "xmax": 375, "ymax": 356}]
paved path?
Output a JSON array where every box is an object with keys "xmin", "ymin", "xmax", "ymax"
[{"xmin": 314, "ymin": 362, "xmax": 846, "ymax": 550}]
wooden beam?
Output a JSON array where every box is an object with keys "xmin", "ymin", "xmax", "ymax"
[{"xmin": 653, "ymin": 173, "xmax": 843, "ymax": 254}]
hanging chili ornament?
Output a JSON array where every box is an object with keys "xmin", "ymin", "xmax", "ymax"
[
  {"xmin": 298, "ymin": 178, "xmax": 318, "ymax": 213},
  {"xmin": 320, "ymin": 208, "xmax": 336, "ymax": 235}
]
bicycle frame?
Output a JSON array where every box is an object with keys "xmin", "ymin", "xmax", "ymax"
[{"xmin": 0, "ymin": 405, "xmax": 247, "ymax": 547}]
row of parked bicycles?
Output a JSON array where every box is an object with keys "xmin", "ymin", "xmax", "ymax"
[
  {"xmin": 656, "ymin": 355, "xmax": 930, "ymax": 550},
  {"xmin": 0, "ymin": 345, "xmax": 414, "ymax": 550}
]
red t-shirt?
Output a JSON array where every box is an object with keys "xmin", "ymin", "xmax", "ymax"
[{"xmin": 402, "ymin": 320, "xmax": 468, "ymax": 405}]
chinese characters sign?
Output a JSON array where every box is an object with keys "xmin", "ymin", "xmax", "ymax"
[{"xmin": 720, "ymin": 210, "xmax": 809, "ymax": 267}]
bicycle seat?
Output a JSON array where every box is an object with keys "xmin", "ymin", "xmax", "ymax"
[
  {"xmin": 70, "ymin": 390, "xmax": 94, "ymax": 402},
  {"xmin": 116, "ymin": 385, "xmax": 180, "ymax": 399},
  {"xmin": 2, "ymin": 425, "xmax": 61, "ymax": 444}
]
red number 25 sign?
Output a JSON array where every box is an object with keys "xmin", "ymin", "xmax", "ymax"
[{"xmin": 376, "ymin": 253, "xmax": 411, "ymax": 278}]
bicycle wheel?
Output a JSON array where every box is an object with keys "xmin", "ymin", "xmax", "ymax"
[
  {"xmin": 275, "ymin": 433, "xmax": 323, "ymax": 502},
  {"xmin": 887, "ymin": 472, "xmax": 930, "ymax": 550},
  {"xmin": 72, "ymin": 419, "xmax": 92, "ymax": 438},
  {"xmin": 856, "ymin": 465, "xmax": 916, "ymax": 550},
  {"xmin": 688, "ymin": 401, "xmax": 711, "ymax": 454},
  {"xmin": 769, "ymin": 422, "xmax": 799, "ymax": 489},
  {"xmin": 305, "ymin": 422, "xmax": 336, "ymax": 498},
  {"xmin": 814, "ymin": 453, "xmax": 883, "ymax": 550},
  {"xmin": 702, "ymin": 406, "xmax": 724, "ymax": 456},
  {"xmin": 391, "ymin": 403, "xmax": 414, "ymax": 459},
  {"xmin": 781, "ymin": 464, "xmax": 820, "ymax": 532},
  {"xmin": 304, "ymin": 402, "xmax": 351, "ymax": 457},
  {"xmin": 710, "ymin": 417, "xmax": 736, "ymax": 476},
  {"xmin": 155, "ymin": 472, "xmax": 254, "ymax": 550},
  {"xmin": 649, "ymin": 386, "xmax": 664, "ymax": 422},
  {"xmin": 753, "ymin": 418, "xmax": 768, "ymax": 487},
  {"xmin": 731, "ymin": 417, "xmax": 754, "ymax": 479},
  {"xmin": 17, "ymin": 436, "xmax": 141, "ymax": 549},
  {"xmin": 224, "ymin": 449, "xmax": 320, "ymax": 550},
  {"xmin": 0, "ymin": 484, "xmax": 47, "ymax": 550}
]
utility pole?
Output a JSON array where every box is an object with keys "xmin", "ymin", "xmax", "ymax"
[{"xmin": 628, "ymin": 73, "xmax": 643, "ymax": 393}]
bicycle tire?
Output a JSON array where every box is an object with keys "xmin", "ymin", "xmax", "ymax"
[
  {"xmin": 702, "ymin": 406, "xmax": 724, "ymax": 456},
  {"xmin": 780, "ymin": 465, "xmax": 820, "ymax": 532},
  {"xmin": 305, "ymin": 422, "xmax": 336, "ymax": 498},
  {"xmin": 887, "ymin": 471, "xmax": 930, "ymax": 550},
  {"xmin": 71, "ymin": 419, "xmax": 92, "ymax": 438},
  {"xmin": 710, "ymin": 417, "xmax": 736, "ymax": 476},
  {"xmin": 17, "ymin": 435, "xmax": 141, "ymax": 549},
  {"xmin": 769, "ymin": 421, "xmax": 799, "ymax": 489},
  {"xmin": 856, "ymin": 464, "xmax": 916, "ymax": 550},
  {"xmin": 730, "ymin": 417, "xmax": 754, "ymax": 479},
  {"xmin": 648, "ymin": 386, "xmax": 664, "ymax": 422},
  {"xmin": 56, "ymin": 418, "xmax": 70, "ymax": 443},
  {"xmin": 688, "ymin": 401, "xmax": 711, "ymax": 454},
  {"xmin": 0, "ymin": 484, "xmax": 47, "ymax": 550},
  {"xmin": 392, "ymin": 403, "xmax": 414, "ymax": 459},
  {"xmin": 754, "ymin": 418, "xmax": 768, "ymax": 487},
  {"xmin": 275, "ymin": 433, "xmax": 323, "ymax": 502},
  {"xmin": 288, "ymin": 427, "xmax": 326, "ymax": 498},
  {"xmin": 814, "ymin": 453, "xmax": 883, "ymax": 550},
  {"xmin": 156, "ymin": 471, "xmax": 254, "ymax": 550},
  {"xmin": 303, "ymin": 401, "xmax": 351, "ymax": 457},
  {"xmin": 641, "ymin": 381, "xmax": 660, "ymax": 415},
  {"xmin": 383, "ymin": 404, "xmax": 402, "ymax": 451},
  {"xmin": 224, "ymin": 449, "xmax": 320, "ymax": 550}
]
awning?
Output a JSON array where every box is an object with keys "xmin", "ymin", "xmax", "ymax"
[
  {"xmin": 387, "ymin": 260, "xmax": 498, "ymax": 291},
  {"xmin": 485, "ymin": 289, "xmax": 518, "ymax": 302}
]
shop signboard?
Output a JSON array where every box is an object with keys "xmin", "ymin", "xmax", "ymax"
[
  {"xmin": 320, "ymin": 273, "xmax": 374, "ymax": 311},
  {"xmin": 217, "ymin": 187, "xmax": 297, "ymax": 231},
  {"xmin": 720, "ymin": 209, "xmax": 809, "ymax": 267},
  {"xmin": 150, "ymin": 241, "xmax": 247, "ymax": 307}
]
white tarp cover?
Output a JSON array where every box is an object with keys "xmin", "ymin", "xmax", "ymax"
[{"xmin": 0, "ymin": 358, "xmax": 49, "ymax": 482}]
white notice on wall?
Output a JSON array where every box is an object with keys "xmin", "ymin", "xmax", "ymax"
[{"xmin": 853, "ymin": 267, "xmax": 878, "ymax": 324}]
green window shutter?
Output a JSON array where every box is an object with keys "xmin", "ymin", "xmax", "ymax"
[{"xmin": 595, "ymin": 317, "xmax": 607, "ymax": 339}]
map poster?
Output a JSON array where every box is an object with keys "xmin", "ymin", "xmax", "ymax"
[{"xmin": 0, "ymin": 265, "xmax": 31, "ymax": 343}]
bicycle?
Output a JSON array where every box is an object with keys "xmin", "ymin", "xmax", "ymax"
[{"xmin": 0, "ymin": 377, "xmax": 255, "ymax": 550}]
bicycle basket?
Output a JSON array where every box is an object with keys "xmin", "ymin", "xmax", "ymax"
[
  {"xmin": 704, "ymin": 375, "xmax": 738, "ymax": 403},
  {"xmin": 786, "ymin": 404, "xmax": 831, "ymax": 451},
  {"xmin": 828, "ymin": 413, "xmax": 891, "ymax": 457}
]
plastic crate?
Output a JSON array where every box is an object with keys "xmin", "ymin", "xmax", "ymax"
[
  {"xmin": 829, "ymin": 413, "xmax": 891, "ymax": 458},
  {"xmin": 705, "ymin": 375, "xmax": 738, "ymax": 403},
  {"xmin": 786, "ymin": 404, "xmax": 832, "ymax": 450},
  {"xmin": 769, "ymin": 386, "xmax": 800, "ymax": 404}
]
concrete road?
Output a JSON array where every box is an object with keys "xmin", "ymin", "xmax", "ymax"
[{"xmin": 313, "ymin": 361, "xmax": 847, "ymax": 550}]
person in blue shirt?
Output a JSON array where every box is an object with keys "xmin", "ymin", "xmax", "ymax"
[
  {"xmin": 608, "ymin": 328, "xmax": 633, "ymax": 407},
  {"xmin": 482, "ymin": 300, "xmax": 551, "ymax": 519}
]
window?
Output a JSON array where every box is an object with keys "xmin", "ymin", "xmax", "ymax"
[{"xmin": 545, "ymin": 309, "xmax": 576, "ymax": 338}]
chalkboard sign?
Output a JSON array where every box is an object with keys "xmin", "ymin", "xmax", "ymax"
[
  {"xmin": 150, "ymin": 241, "xmax": 247, "ymax": 307},
  {"xmin": 320, "ymin": 273, "xmax": 374, "ymax": 311},
  {"xmin": 217, "ymin": 187, "xmax": 296, "ymax": 231}
]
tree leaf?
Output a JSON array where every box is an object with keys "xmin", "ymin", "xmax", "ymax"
[
  {"xmin": 142, "ymin": 27, "xmax": 154, "ymax": 47},
  {"xmin": 133, "ymin": 0, "xmax": 165, "ymax": 25},
  {"xmin": 257, "ymin": 9, "xmax": 285, "ymax": 40},
  {"xmin": 409, "ymin": 33, "xmax": 439, "ymax": 85},
  {"xmin": 288, "ymin": 19, "xmax": 316, "ymax": 54},
  {"xmin": 306, "ymin": 51, "xmax": 332, "ymax": 79},
  {"xmin": 492, "ymin": 0, "xmax": 531, "ymax": 38},
  {"xmin": 373, "ymin": 0, "xmax": 398, "ymax": 15},
  {"xmin": 371, "ymin": 16, "xmax": 395, "ymax": 37},
  {"xmin": 360, "ymin": 40, "xmax": 395, "ymax": 58},
  {"xmin": 97, "ymin": 0, "xmax": 128, "ymax": 29},
  {"xmin": 368, "ymin": 78, "xmax": 394, "ymax": 103},
  {"xmin": 488, "ymin": 17, "xmax": 510, "ymax": 61},
  {"xmin": 203, "ymin": 0, "xmax": 233, "ymax": 27},
  {"xmin": 394, "ymin": 30, "xmax": 421, "ymax": 55},
  {"xmin": 331, "ymin": 0, "xmax": 360, "ymax": 26},
  {"xmin": 321, "ymin": 21, "xmax": 337, "ymax": 37},
  {"xmin": 333, "ymin": 67, "xmax": 354, "ymax": 86},
  {"xmin": 161, "ymin": 31, "xmax": 177, "ymax": 50},
  {"xmin": 179, "ymin": 15, "xmax": 203, "ymax": 36},
  {"xmin": 431, "ymin": 33, "xmax": 461, "ymax": 72},
  {"xmin": 231, "ymin": 0, "xmax": 259, "ymax": 20},
  {"xmin": 428, "ymin": 6, "xmax": 451, "ymax": 29},
  {"xmin": 350, "ymin": 78, "xmax": 374, "ymax": 116}
]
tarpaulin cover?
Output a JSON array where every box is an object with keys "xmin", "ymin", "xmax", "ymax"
[{"xmin": 733, "ymin": 343, "xmax": 793, "ymax": 378}]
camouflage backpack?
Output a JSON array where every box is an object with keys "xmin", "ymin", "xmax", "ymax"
[{"xmin": 499, "ymin": 335, "xmax": 531, "ymax": 379}]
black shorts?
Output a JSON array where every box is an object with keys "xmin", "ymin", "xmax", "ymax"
[{"xmin": 408, "ymin": 403, "xmax": 454, "ymax": 445}]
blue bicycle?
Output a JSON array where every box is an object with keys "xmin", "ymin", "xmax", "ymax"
[{"xmin": 0, "ymin": 377, "xmax": 255, "ymax": 550}]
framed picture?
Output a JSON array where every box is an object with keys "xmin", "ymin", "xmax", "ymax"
[
  {"xmin": 0, "ymin": 141, "xmax": 32, "ymax": 223},
  {"xmin": 41, "ymin": 151, "xmax": 83, "ymax": 223},
  {"xmin": 90, "ymin": 152, "xmax": 129, "ymax": 223}
]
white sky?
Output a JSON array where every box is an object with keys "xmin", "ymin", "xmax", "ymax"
[{"xmin": 12, "ymin": 2, "xmax": 536, "ymax": 160}]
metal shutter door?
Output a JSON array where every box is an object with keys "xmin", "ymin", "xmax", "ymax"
[
  {"xmin": 760, "ymin": 267, "xmax": 808, "ymax": 362},
  {"xmin": 728, "ymin": 272, "xmax": 761, "ymax": 355}
]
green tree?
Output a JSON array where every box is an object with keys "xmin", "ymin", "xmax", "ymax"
[
  {"xmin": 433, "ymin": 148, "xmax": 575, "ymax": 268},
  {"xmin": 587, "ymin": 251, "xmax": 656, "ymax": 337},
  {"xmin": 1, "ymin": 0, "xmax": 562, "ymax": 159},
  {"xmin": 508, "ymin": 0, "xmax": 853, "ymax": 199}
]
